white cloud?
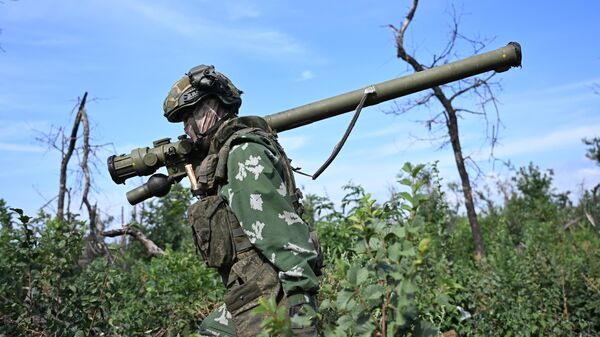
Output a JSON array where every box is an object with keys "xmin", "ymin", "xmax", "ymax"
[
  {"xmin": 504, "ymin": 77, "xmax": 600, "ymax": 114},
  {"xmin": 120, "ymin": 0, "xmax": 198, "ymax": 37},
  {"xmin": 0, "ymin": 120, "xmax": 51, "ymax": 139},
  {"xmin": 0, "ymin": 142, "xmax": 45, "ymax": 153},
  {"xmin": 576, "ymin": 167, "xmax": 600, "ymax": 177},
  {"xmin": 297, "ymin": 70, "xmax": 315, "ymax": 81},
  {"xmin": 353, "ymin": 122, "xmax": 408, "ymax": 140},
  {"xmin": 514, "ymin": 77, "xmax": 600, "ymax": 98},
  {"xmin": 491, "ymin": 124, "xmax": 600, "ymax": 159},
  {"xmin": 118, "ymin": 0, "xmax": 311, "ymax": 58},
  {"xmin": 227, "ymin": 3, "xmax": 261, "ymax": 21},
  {"xmin": 279, "ymin": 135, "xmax": 307, "ymax": 151},
  {"xmin": 366, "ymin": 138, "xmax": 435, "ymax": 158}
]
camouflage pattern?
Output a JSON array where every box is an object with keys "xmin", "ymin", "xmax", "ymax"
[
  {"xmin": 163, "ymin": 65, "xmax": 242, "ymax": 123},
  {"xmin": 197, "ymin": 129, "xmax": 319, "ymax": 336},
  {"xmin": 198, "ymin": 304, "xmax": 236, "ymax": 337},
  {"xmin": 219, "ymin": 135, "xmax": 320, "ymax": 295}
]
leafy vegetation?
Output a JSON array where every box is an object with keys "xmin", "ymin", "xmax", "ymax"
[{"xmin": 1, "ymin": 161, "xmax": 599, "ymax": 336}]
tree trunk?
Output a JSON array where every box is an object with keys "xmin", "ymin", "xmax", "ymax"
[
  {"xmin": 57, "ymin": 92, "xmax": 87, "ymax": 221},
  {"xmin": 438, "ymin": 89, "xmax": 486, "ymax": 259}
]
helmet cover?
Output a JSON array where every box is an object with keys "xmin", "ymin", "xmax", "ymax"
[{"xmin": 163, "ymin": 65, "xmax": 242, "ymax": 123}]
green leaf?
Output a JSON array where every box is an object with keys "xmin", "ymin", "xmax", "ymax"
[
  {"xmin": 347, "ymin": 265, "xmax": 359, "ymax": 286},
  {"xmin": 336, "ymin": 290, "xmax": 353, "ymax": 308},
  {"xmin": 400, "ymin": 204, "xmax": 412, "ymax": 212},
  {"xmin": 356, "ymin": 268, "xmax": 369, "ymax": 285},
  {"xmin": 354, "ymin": 313, "xmax": 376, "ymax": 337},
  {"xmin": 412, "ymin": 179, "xmax": 426, "ymax": 193},
  {"xmin": 392, "ymin": 226, "xmax": 406, "ymax": 239},
  {"xmin": 388, "ymin": 242, "xmax": 402, "ymax": 261},
  {"xmin": 412, "ymin": 164, "xmax": 426, "ymax": 178},
  {"xmin": 336, "ymin": 314, "xmax": 354, "ymax": 331},
  {"xmin": 398, "ymin": 280, "xmax": 417, "ymax": 295},
  {"xmin": 413, "ymin": 320, "xmax": 438, "ymax": 337},
  {"xmin": 398, "ymin": 192, "xmax": 413, "ymax": 203},
  {"xmin": 9, "ymin": 208, "xmax": 24, "ymax": 216},
  {"xmin": 398, "ymin": 178, "xmax": 412, "ymax": 187},
  {"xmin": 364, "ymin": 284, "xmax": 385, "ymax": 301}
]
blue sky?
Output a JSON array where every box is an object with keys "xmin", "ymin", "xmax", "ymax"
[{"xmin": 1, "ymin": 0, "xmax": 599, "ymax": 220}]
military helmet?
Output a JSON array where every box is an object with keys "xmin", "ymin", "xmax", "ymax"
[{"xmin": 163, "ymin": 65, "xmax": 242, "ymax": 123}]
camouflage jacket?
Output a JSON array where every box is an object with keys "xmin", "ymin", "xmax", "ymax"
[{"xmin": 194, "ymin": 116, "xmax": 320, "ymax": 300}]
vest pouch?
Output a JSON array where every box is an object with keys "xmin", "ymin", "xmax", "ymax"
[
  {"xmin": 196, "ymin": 153, "xmax": 219, "ymax": 193},
  {"xmin": 224, "ymin": 250, "xmax": 283, "ymax": 337},
  {"xmin": 188, "ymin": 195, "xmax": 235, "ymax": 269}
]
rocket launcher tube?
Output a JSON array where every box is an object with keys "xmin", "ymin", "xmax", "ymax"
[
  {"xmin": 264, "ymin": 42, "xmax": 521, "ymax": 132},
  {"xmin": 107, "ymin": 42, "xmax": 522, "ymax": 204}
]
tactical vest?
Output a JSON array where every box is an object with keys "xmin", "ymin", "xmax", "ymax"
[{"xmin": 187, "ymin": 116, "xmax": 322, "ymax": 282}]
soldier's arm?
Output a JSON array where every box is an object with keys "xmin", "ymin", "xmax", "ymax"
[{"xmin": 220, "ymin": 140, "xmax": 319, "ymax": 299}]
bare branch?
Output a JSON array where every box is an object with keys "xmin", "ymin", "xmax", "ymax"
[
  {"xmin": 34, "ymin": 125, "xmax": 64, "ymax": 153},
  {"xmin": 431, "ymin": 5, "xmax": 459, "ymax": 66},
  {"xmin": 450, "ymin": 72, "xmax": 496, "ymax": 101},
  {"xmin": 399, "ymin": 0, "xmax": 418, "ymax": 40},
  {"xmin": 385, "ymin": 91, "xmax": 435, "ymax": 115},
  {"xmin": 454, "ymin": 108, "xmax": 485, "ymax": 116},
  {"xmin": 457, "ymin": 31, "xmax": 495, "ymax": 54},
  {"xmin": 464, "ymin": 156, "xmax": 485, "ymax": 180},
  {"xmin": 103, "ymin": 227, "xmax": 165, "ymax": 257},
  {"xmin": 391, "ymin": 0, "xmax": 424, "ymax": 71}
]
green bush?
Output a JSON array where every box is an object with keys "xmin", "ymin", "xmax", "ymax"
[
  {"xmin": 0, "ymin": 207, "xmax": 224, "ymax": 337},
  {"xmin": 1, "ymin": 159, "xmax": 599, "ymax": 336}
]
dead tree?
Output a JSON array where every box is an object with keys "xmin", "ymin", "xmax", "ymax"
[
  {"xmin": 389, "ymin": 0, "xmax": 505, "ymax": 260},
  {"xmin": 55, "ymin": 93, "xmax": 88, "ymax": 221},
  {"xmin": 37, "ymin": 92, "xmax": 165, "ymax": 265}
]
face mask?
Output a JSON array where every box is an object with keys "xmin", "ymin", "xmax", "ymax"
[{"xmin": 183, "ymin": 98, "xmax": 222, "ymax": 142}]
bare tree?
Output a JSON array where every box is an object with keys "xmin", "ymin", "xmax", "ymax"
[
  {"xmin": 36, "ymin": 93, "xmax": 165, "ymax": 264},
  {"xmin": 389, "ymin": 0, "xmax": 506, "ymax": 259}
]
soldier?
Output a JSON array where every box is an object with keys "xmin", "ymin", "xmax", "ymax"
[{"xmin": 163, "ymin": 65, "xmax": 322, "ymax": 337}]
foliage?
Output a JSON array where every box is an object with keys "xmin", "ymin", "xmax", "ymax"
[
  {"xmin": 252, "ymin": 297, "xmax": 294, "ymax": 337},
  {"xmin": 2, "ymin": 160, "xmax": 600, "ymax": 336},
  {"xmin": 316, "ymin": 163, "xmax": 442, "ymax": 337},
  {"xmin": 0, "ymin": 207, "xmax": 224, "ymax": 337},
  {"xmin": 583, "ymin": 137, "xmax": 600, "ymax": 165},
  {"xmin": 138, "ymin": 183, "xmax": 194, "ymax": 252},
  {"xmin": 440, "ymin": 164, "xmax": 600, "ymax": 336},
  {"xmin": 0, "ymin": 199, "xmax": 12, "ymax": 229}
]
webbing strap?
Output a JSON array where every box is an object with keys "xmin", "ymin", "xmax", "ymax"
[{"xmin": 310, "ymin": 86, "xmax": 376, "ymax": 180}]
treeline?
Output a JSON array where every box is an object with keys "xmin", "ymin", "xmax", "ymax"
[{"xmin": 0, "ymin": 162, "xmax": 599, "ymax": 336}]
